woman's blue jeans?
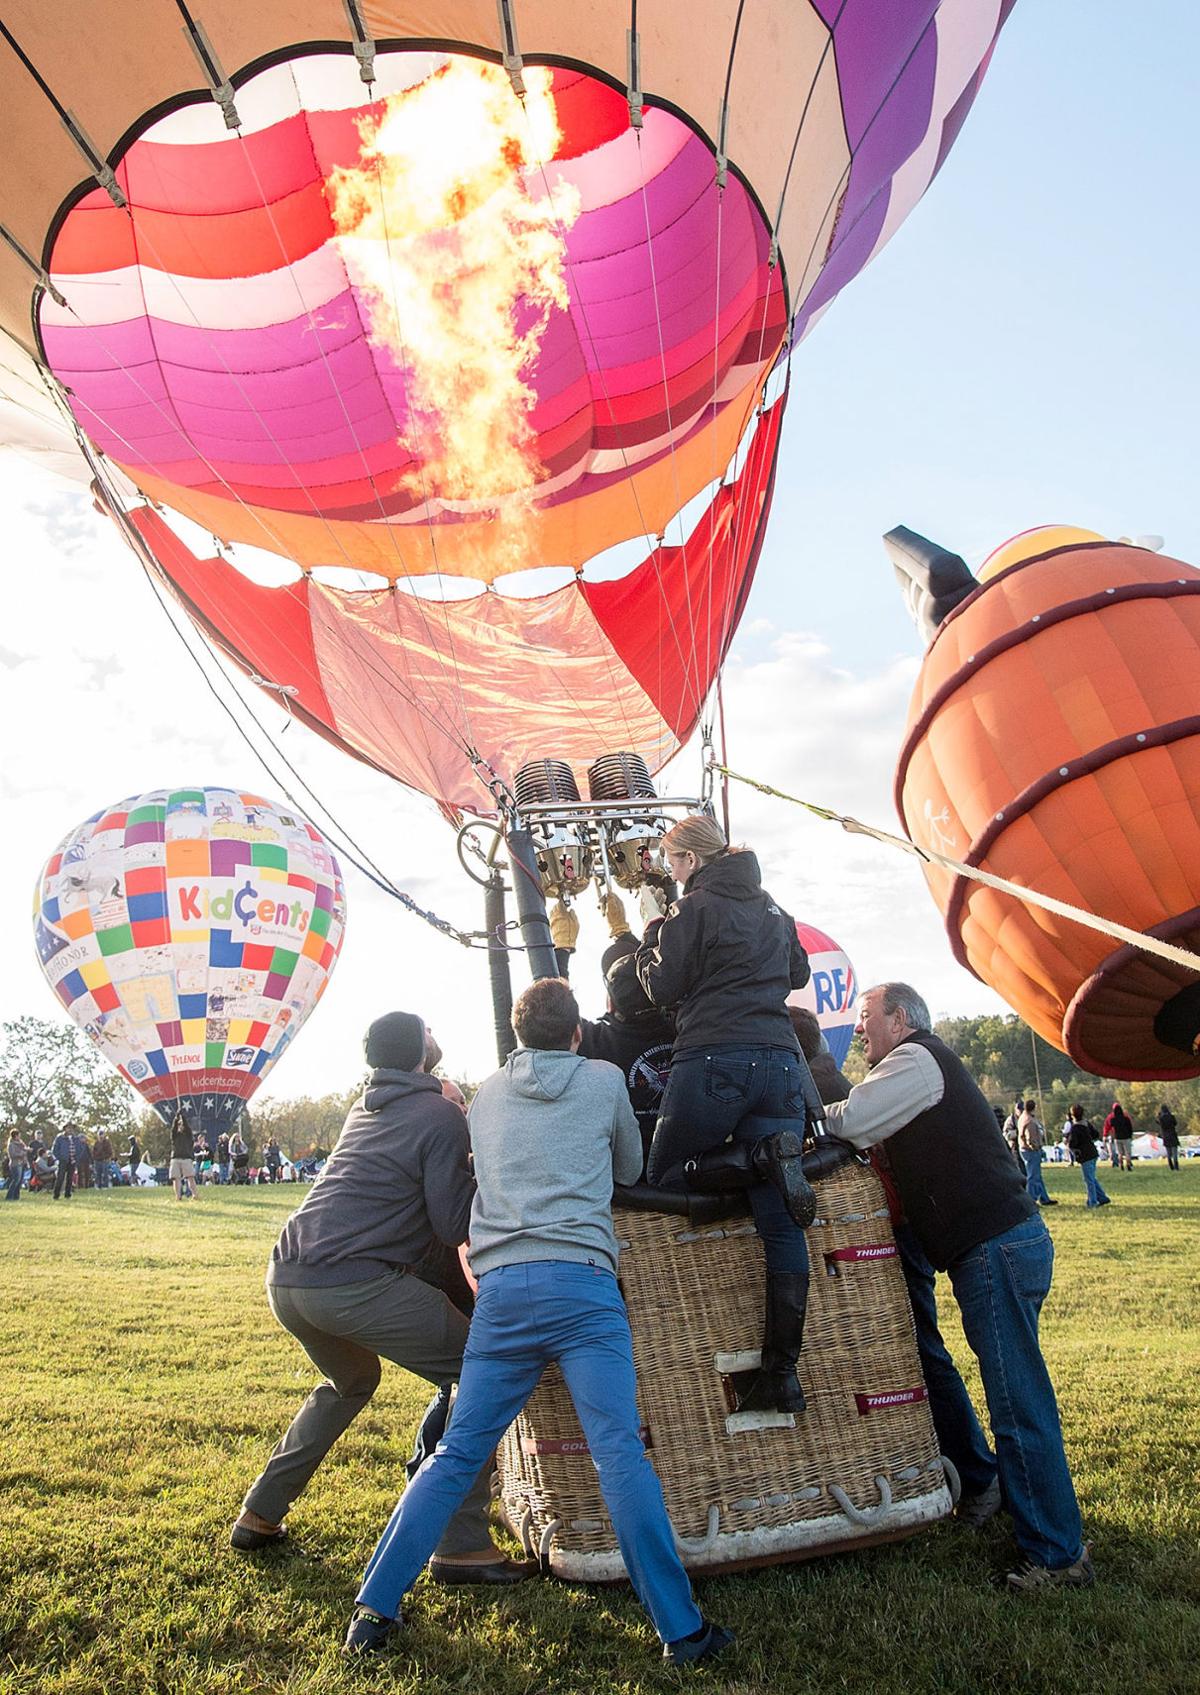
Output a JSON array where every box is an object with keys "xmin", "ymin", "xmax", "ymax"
[
  {"xmin": 646, "ymin": 1043, "xmax": 810, "ymax": 1274},
  {"xmin": 1080, "ymin": 1159, "xmax": 1108, "ymax": 1206},
  {"xmin": 358, "ymin": 1261, "xmax": 701, "ymax": 1644}
]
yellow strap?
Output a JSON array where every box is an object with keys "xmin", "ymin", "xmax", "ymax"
[{"xmin": 717, "ymin": 765, "xmax": 1200, "ymax": 975}]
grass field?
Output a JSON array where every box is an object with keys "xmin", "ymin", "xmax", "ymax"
[{"xmin": 2, "ymin": 1163, "xmax": 1197, "ymax": 1695}]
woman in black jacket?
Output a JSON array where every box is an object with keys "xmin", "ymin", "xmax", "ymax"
[
  {"xmin": 636, "ymin": 815, "xmax": 819, "ymax": 1414},
  {"xmin": 1065, "ymin": 1104, "xmax": 1110, "ymax": 1208},
  {"xmin": 1156, "ymin": 1103, "xmax": 1181, "ymax": 1171}
]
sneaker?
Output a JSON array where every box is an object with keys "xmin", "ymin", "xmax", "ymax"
[
  {"xmin": 1038, "ymin": 1197, "xmax": 1059, "ymax": 1206},
  {"xmin": 663, "ymin": 1620, "xmax": 735, "ymax": 1666},
  {"xmin": 1006, "ymin": 1548, "xmax": 1094, "ymax": 1593},
  {"xmin": 343, "ymin": 1607, "xmax": 400, "ymax": 1654},
  {"xmin": 956, "ymin": 1476, "xmax": 1002, "ymax": 1529}
]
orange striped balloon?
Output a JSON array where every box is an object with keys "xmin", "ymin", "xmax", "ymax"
[{"xmin": 897, "ymin": 536, "xmax": 1200, "ymax": 1080}]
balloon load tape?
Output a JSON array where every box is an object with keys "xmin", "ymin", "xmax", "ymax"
[{"xmin": 508, "ymin": 751, "xmax": 700, "ymax": 900}]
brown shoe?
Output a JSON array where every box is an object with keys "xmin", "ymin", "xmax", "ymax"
[
  {"xmin": 230, "ymin": 1514, "xmax": 287, "ymax": 1552},
  {"xmin": 427, "ymin": 1556, "xmax": 538, "ymax": 1586}
]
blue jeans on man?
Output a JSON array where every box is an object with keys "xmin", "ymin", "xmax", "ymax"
[
  {"xmin": 358, "ymin": 1260, "xmax": 701, "ymax": 1643},
  {"xmin": 947, "ymin": 1214, "xmax": 1084, "ymax": 1570},
  {"xmin": 894, "ymin": 1222, "xmax": 997, "ymax": 1498},
  {"xmin": 5, "ymin": 1160, "xmax": 26, "ymax": 1200},
  {"xmin": 1022, "ymin": 1147, "xmax": 1050, "ymax": 1203},
  {"xmin": 648, "ymin": 1045, "xmax": 809, "ymax": 1274}
]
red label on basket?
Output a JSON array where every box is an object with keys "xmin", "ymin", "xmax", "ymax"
[
  {"xmin": 824, "ymin": 1243, "xmax": 896, "ymax": 1274},
  {"xmin": 521, "ymin": 1426, "xmax": 651, "ymax": 1456},
  {"xmin": 854, "ymin": 1387, "xmax": 928, "ymax": 1416}
]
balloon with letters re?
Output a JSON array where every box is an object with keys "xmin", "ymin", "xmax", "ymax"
[{"xmin": 787, "ymin": 923, "xmax": 857, "ymax": 1068}]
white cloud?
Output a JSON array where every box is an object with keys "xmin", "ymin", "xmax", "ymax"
[
  {"xmin": 1, "ymin": 462, "xmax": 1007, "ymax": 1112},
  {"xmin": 697, "ymin": 624, "xmax": 1008, "ymax": 1026}
]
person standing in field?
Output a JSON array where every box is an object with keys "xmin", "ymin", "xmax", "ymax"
[
  {"xmin": 232, "ymin": 1010, "xmax": 529, "ymax": 1589},
  {"xmin": 1001, "ymin": 1098, "xmax": 1025, "ymax": 1166},
  {"xmin": 169, "ymin": 1109, "xmax": 199, "ymax": 1201},
  {"xmin": 1064, "ymin": 1106, "xmax": 1111, "ymax": 1209},
  {"xmin": 215, "ymin": 1131, "xmax": 232, "ymax": 1185},
  {"xmin": 51, "ymin": 1125, "xmax": 75, "ymax": 1199},
  {"xmin": 265, "ymin": 1137, "xmax": 284, "ymax": 1183},
  {"xmin": 1156, "ymin": 1104, "xmax": 1181, "ymax": 1171},
  {"xmin": 73, "ymin": 1130, "xmax": 93, "ymax": 1190},
  {"xmin": 1018, "ymin": 1100, "xmax": 1057, "ymax": 1206},
  {"xmin": 93, "ymin": 1130, "xmax": 114, "ymax": 1191},
  {"xmin": 126, "ymin": 1131, "xmax": 142, "ymax": 1183},
  {"xmin": 230, "ymin": 1128, "xmax": 250, "ymax": 1184},
  {"xmin": 6, "ymin": 1129, "xmax": 29, "ymax": 1200},
  {"xmin": 1105, "ymin": 1102, "xmax": 1134, "ymax": 1172},
  {"xmin": 823, "ymin": 983, "xmax": 1092, "ymax": 1592},
  {"xmin": 345, "ymin": 978, "xmax": 732, "ymax": 1667}
]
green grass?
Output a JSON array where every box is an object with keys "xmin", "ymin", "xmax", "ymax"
[{"xmin": 1, "ymin": 1165, "xmax": 1197, "ymax": 1695}]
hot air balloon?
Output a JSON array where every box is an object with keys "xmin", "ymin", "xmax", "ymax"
[
  {"xmin": 3, "ymin": 11, "xmax": 1016, "ymax": 1580},
  {"xmin": 787, "ymin": 922, "xmax": 858, "ymax": 1066},
  {"xmin": 0, "ymin": 3, "xmax": 1016, "ymax": 815},
  {"xmin": 33, "ymin": 788, "xmax": 346, "ymax": 1143},
  {"xmin": 888, "ymin": 526, "xmax": 1200, "ymax": 1082}
]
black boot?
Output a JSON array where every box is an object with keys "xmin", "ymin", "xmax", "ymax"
[
  {"xmin": 685, "ymin": 1134, "xmax": 842, "ymax": 1227},
  {"xmin": 683, "ymin": 1141, "xmax": 757, "ymax": 1192},
  {"xmin": 734, "ymin": 1271, "xmax": 810, "ymax": 1414},
  {"xmin": 750, "ymin": 1131, "xmax": 816, "ymax": 1228}
]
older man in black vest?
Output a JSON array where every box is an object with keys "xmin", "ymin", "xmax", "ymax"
[{"xmin": 823, "ymin": 982, "xmax": 1092, "ymax": 1592}]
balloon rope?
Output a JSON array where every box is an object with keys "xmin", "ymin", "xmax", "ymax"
[{"xmin": 717, "ymin": 765, "xmax": 1200, "ymax": 974}]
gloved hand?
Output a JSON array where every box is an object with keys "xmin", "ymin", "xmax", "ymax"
[
  {"xmin": 549, "ymin": 900, "xmax": 579, "ymax": 953},
  {"xmin": 604, "ymin": 891, "xmax": 631, "ymax": 938},
  {"xmin": 638, "ymin": 883, "xmax": 667, "ymax": 927}
]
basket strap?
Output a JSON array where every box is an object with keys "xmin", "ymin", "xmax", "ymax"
[{"xmin": 829, "ymin": 1475, "xmax": 893, "ymax": 1528}]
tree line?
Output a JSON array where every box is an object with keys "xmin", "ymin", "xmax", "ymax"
[
  {"xmin": 5, "ymin": 1011, "xmax": 1195, "ymax": 1162},
  {"xmin": 934, "ymin": 1013, "xmax": 1196, "ymax": 1138},
  {"xmin": 0, "ymin": 1018, "xmax": 363, "ymax": 1164}
]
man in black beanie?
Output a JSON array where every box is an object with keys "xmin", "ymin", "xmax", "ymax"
[{"xmin": 230, "ymin": 1011, "xmax": 533, "ymax": 1585}]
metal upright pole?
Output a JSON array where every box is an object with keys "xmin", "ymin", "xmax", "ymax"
[
  {"xmin": 506, "ymin": 826, "xmax": 559, "ymax": 981},
  {"xmin": 484, "ymin": 868, "xmax": 516, "ymax": 1063}
]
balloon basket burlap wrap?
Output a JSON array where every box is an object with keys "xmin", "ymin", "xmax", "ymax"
[{"xmin": 496, "ymin": 1161, "xmax": 953, "ymax": 1579}]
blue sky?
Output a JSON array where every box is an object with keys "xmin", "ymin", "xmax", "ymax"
[
  {"xmin": 2, "ymin": 1, "xmax": 1197, "ymax": 1098},
  {"xmin": 757, "ymin": 0, "xmax": 1198, "ymax": 664}
]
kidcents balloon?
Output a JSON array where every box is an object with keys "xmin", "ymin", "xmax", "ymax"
[
  {"xmin": 0, "ymin": 4, "xmax": 1015, "ymax": 813},
  {"xmin": 787, "ymin": 922, "xmax": 858, "ymax": 1066},
  {"xmin": 34, "ymin": 788, "xmax": 346, "ymax": 1140}
]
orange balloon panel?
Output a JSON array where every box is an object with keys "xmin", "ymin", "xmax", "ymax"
[{"xmin": 896, "ymin": 540, "xmax": 1200, "ymax": 1080}]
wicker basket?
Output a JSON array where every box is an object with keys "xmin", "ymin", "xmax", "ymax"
[{"xmin": 496, "ymin": 1161, "xmax": 951, "ymax": 1577}]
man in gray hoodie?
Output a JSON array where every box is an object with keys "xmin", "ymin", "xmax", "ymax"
[
  {"xmin": 345, "ymin": 977, "xmax": 732, "ymax": 1668},
  {"xmin": 230, "ymin": 1010, "xmax": 530, "ymax": 1584}
]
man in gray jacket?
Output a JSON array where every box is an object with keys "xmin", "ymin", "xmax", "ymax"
[
  {"xmin": 230, "ymin": 1010, "xmax": 530, "ymax": 1584},
  {"xmin": 344, "ymin": 977, "xmax": 733, "ymax": 1668}
]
